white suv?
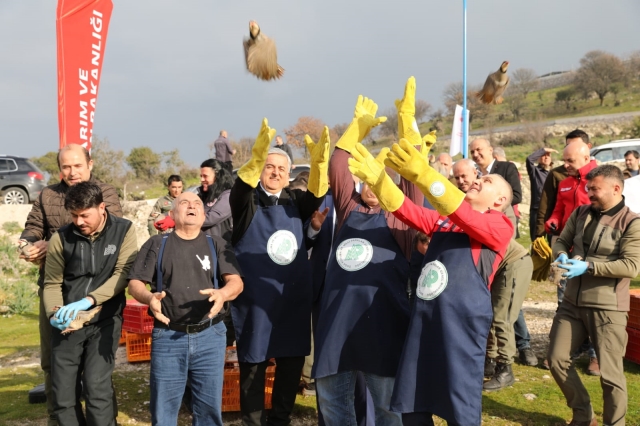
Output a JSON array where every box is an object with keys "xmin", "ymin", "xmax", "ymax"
[{"xmin": 590, "ymin": 139, "xmax": 640, "ymax": 163}]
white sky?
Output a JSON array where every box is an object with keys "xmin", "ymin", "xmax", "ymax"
[{"xmin": 1, "ymin": 0, "xmax": 639, "ymax": 165}]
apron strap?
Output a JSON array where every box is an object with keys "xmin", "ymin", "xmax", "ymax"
[{"xmin": 205, "ymin": 235, "xmax": 220, "ymax": 289}]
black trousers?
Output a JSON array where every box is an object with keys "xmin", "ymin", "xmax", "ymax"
[
  {"xmin": 239, "ymin": 356, "xmax": 305, "ymax": 426},
  {"xmin": 402, "ymin": 412, "xmax": 460, "ymax": 426},
  {"xmin": 51, "ymin": 316, "xmax": 121, "ymax": 426}
]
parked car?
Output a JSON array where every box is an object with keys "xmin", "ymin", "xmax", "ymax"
[
  {"xmin": 0, "ymin": 155, "xmax": 46, "ymax": 204},
  {"xmin": 590, "ymin": 139, "xmax": 640, "ymax": 163}
]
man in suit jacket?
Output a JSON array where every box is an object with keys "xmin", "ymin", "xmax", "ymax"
[{"xmin": 469, "ymin": 139, "xmax": 522, "ymax": 206}]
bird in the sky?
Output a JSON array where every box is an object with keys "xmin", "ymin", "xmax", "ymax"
[
  {"xmin": 476, "ymin": 61, "xmax": 510, "ymax": 105},
  {"xmin": 243, "ymin": 20, "xmax": 284, "ymax": 81}
]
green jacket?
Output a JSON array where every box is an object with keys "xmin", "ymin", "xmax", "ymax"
[
  {"xmin": 148, "ymin": 194, "xmax": 175, "ymax": 236},
  {"xmin": 554, "ymin": 201, "xmax": 640, "ymax": 311}
]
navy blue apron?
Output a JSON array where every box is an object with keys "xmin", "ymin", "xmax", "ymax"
[
  {"xmin": 390, "ymin": 221, "xmax": 493, "ymax": 426},
  {"xmin": 309, "ymin": 190, "xmax": 335, "ymax": 307},
  {"xmin": 313, "ymin": 208, "xmax": 411, "ymax": 378},
  {"xmin": 232, "ymin": 191, "xmax": 312, "ymax": 363}
]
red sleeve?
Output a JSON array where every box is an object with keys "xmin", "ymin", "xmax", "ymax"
[
  {"xmin": 392, "ymin": 197, "xmax": 444, "ymax": 236},
  {"xmin": 448, "ymin": 202, "xmax": 513, "ymax": 252}
]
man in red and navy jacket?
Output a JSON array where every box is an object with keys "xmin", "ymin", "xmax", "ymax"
[{"xmin": 348, "ymin": 138, "xmax": 513, "ymax": 426}]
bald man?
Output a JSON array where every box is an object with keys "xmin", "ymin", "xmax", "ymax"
[
  {"xmin": 545, "ymin": 142, "xmax": 597, "ymax": 235},
  {"xmin": 452, "ymin": 159, "xmax": 535, "ymax": 387},
  {"xmin": 534, "ymin": 129, "xmax": 592, "ymax": 238},
  {"xmin": 19, "ymin": 143, "xmax": 122, "ymax": 426}
]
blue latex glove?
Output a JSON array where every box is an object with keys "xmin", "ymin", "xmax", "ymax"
[
  {"xmin": 55, "ymin": 298, "xmax": 93, "ymax": 322},
  {"xmin": 558, "ymin": 259, "xmax": 588, "ymax": 279},
  {"xmin": 555, "ymin": 253, "xmax": 568, "ymax": 264},
  {"xmin": 50, "ymin": 316, "xmax": 72, "ymax": 331}
]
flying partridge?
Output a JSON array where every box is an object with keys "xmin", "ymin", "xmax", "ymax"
[
  {"xmin": 243, "ymin": 20, "xmax": 284, "ymax": 81},
  {"xmin": 476, "ymin": 61, "xmax": 510, "ymax": 105}
]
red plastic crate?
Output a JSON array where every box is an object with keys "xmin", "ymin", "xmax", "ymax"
[
  {"xmin": 123, "ymin": 299, "xmax": 154, "ymax": 334},
  {"xmin": 222, "ymin": 362, "xmax": 275, "ymax": 412},
  {"xmin": 126, "ymin": 332, "xmax": 152, "ymax": 362},
  {"xmin": 626, "ymin": 327, "xmax": 640, "ymax": 365},
  {"xmin": 630, "ymin": 290, "xmax": 640, "ymax": 330}
]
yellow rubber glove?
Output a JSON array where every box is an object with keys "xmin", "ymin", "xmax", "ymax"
[
  {"xmin": 335, "ymin": 95, "xmax": 387, "ymax": 153},
  {"xmin": 385, "ymin": 138, "xmax": 464, "ymax": 216},
  {"xmin": 395, "ymin": 76, "xmax": 422, "ymax": 146},
  {"xmin": 237, "ymin": 118, "xmax": 277, "ymax": 187},
  {"xmin": 348, "ymin": 143, "xmax": 404, "ymax": 212},
  {"xmin": 304, "ymin": 126, "xmax": 331, "ymax": 198}
]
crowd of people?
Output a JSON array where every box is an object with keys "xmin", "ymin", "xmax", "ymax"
[{"xmin": 17, "ymin": 77, "xmax": 640, "ymax": 426}]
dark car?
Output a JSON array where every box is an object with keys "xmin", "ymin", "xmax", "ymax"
[{"xmin": 0, "ymin": 155, "xmax": 46, "ymax": 204}]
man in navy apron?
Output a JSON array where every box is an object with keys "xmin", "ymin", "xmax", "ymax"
[
  {"xmin": 349, "ymin": 137, "xmax": 513, "ymax": 426},
  {"xmin": 313, "ymin": 81, "xmax": 425, "ymax": 426},
  {"xmin": 229, "ymin": 119, "xmax": 329, "ymax": 426}
]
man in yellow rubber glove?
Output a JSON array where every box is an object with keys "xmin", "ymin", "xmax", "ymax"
[
  {"xmin": 229, "ymin": 118, "xmax": 328, "ymax": 426},
  {"xmin": 312, "ymin": 80, "xmax": 424, "ymax": 426},
  {"xmin": 348, "ymin": 139, "xmax": 513, "ymax": 426}
]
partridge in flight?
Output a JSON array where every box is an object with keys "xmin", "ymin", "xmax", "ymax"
[
  {"xmin": 243, "ymin": 20, "xmax": 284, "ymax": 81},
  {"xmin": 476, "ymin": 61, "xmax": 510, "ymax": 105}
]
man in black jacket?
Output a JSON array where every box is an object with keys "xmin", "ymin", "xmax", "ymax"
[
  {"xmin": 470, "ymin": 139, "xmax": 522, "ymax": 205},
  {"xmin": 43, "ymin": 182, "xmax": 137, "ymax": 426},
  {"xmin": 526, "ymin": 147, "xmax": 556, "ymax": 241}
]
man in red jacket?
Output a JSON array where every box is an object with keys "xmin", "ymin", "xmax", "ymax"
[{"xmin": 545, "ymin": 142, "xmax": 597, "ymax": 235}]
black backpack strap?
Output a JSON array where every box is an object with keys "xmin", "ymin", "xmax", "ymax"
[
  {"xmin": 205, "ymin": 235, "xmax": 219, "ymax": 289},
  {"xmin": 155, "ymin": 235, "xmax": 170, "ymax": 293}
]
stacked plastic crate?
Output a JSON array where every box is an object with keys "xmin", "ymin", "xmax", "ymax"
[
  {"xmin": 626, "ymin": 289, "xmax": 640, "ymax": 364},
  {"xmin": 122, "ymin": 299, "xmax": 153, "ymax": 362}
]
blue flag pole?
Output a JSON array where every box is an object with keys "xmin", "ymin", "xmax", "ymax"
[{"xmin": 462, "ymin": 0, "xmax": 469, "ymax": 158}]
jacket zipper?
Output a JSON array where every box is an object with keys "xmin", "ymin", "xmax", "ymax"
[
  {"xmin": 593, "ymin": 227, "xmax": 606, "ymax": 254},
  {"xmin": 84, "ymin": 241, "xmax": 96, "ymax": 297}
]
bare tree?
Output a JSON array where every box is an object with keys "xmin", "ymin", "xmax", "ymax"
[
  {"xmin": 555, "ymin": 87, "xmax": 577, "ymax": 110},
  {"xmin": 505, "ymin": 94, "xmax": 526, "ymax": 120},
  {"xmin": 442, "ymin": 82, "xmax": 490, "ymax": 124},
  {"xmin": 574, "ymin": 50, "xmax": 628, "ymax": 106},
  {"xmin": 283, "ymin": 116, "xmax": 338, "ymax": 159},
  {"xmin": 332, "ymin": 122, "xmax": 349, "ymax": 139},
  {"xmin": 512, "ymin": 68, "xmax": 538, "ymax": 98},
  {"xmin": 91, "ymin": 136, "xmax": 126, "ymax": 186},
  {"xmin": 377, "ymin": 107, "xmax": 399, "ymax": 140},
  {"xmin": 443, "ymin": 82, "xmax": 464, "ymax": 115},
  {"xmin": 414, "ymin": 99, "xmax": 432, "ymax": 123}
]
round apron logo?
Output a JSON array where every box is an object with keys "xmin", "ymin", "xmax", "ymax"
[
  {"xmin": 336, "ymin": 238, "xmax": 374, "ymax": 272},
  {"xmin": 267, "ymin": 230, "xmax": 298, "ymax": 265},
  {"xmin": 430, "ymin": 182, "xmax": 445, "ymax": 197},
  {"xmin": 416, "ymin": 260, "xmax": 448, "ymax": 300}
]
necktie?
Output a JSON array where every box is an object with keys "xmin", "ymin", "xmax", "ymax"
[{"xmin": 269, "ymin": 195, "xmax": 278, "ymax": 206}]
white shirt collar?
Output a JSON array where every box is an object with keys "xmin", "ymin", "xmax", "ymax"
[
  {"xmin": 259, "ymin": 183, "xmax": 282, "ymax": 199},
  {"xmin": 482, "ymin": 159, "xmax": 496, "ymax": 175}
]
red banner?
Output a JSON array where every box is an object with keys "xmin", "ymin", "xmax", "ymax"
[{"xmin": 56, "ymin": 0, "xmax": 113, "ymax": 151}]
